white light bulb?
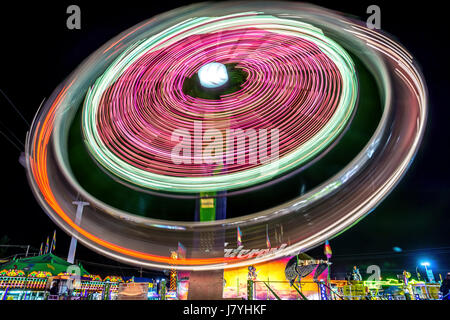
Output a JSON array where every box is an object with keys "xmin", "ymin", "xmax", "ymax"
[{"xmin": 198, "ymin": 62, "xmax": 228, "ymax": 88}]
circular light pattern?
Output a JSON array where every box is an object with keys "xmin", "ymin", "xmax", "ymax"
[
  {"xmin": 198, "ymin": 62, "xmax": 229, "ymax": 88},
  {"xmin": 82, "ymin": 15, "xmax": 357, "ymax": 193},
  {"xmin": 25, "ymin": 2, "xmax": 427, "ymax": 270}
]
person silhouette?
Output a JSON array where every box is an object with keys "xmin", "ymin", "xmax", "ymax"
[
  {"xmin": 440, "ymin": 272, "xmax": 450, "ymax": 300},
  {"xmin": 352, "ymin": 266, "xmax": 362, "ymax": 281}
]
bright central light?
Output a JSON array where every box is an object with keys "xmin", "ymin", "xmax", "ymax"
[
  {"xmin": 421, "ymin": 262, "xmax": 430, "ymax": 267},
  {"xmin": 198, "ymin": 62, "xmax": 228, "ymax": 88}
]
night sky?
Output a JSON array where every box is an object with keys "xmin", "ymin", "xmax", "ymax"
[{"xmin": 0, "ymin": 0, "xmax": 448, "ymax": 280}]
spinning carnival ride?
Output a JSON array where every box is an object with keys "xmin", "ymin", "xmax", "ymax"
[{"xmin": 25, "ymin": 2, "xmax": 427, "ymax": 270}]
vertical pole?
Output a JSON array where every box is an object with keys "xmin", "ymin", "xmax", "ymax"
[
  {"xmin": 327, "ymin": 262, "xmax": 331, "ymax": 299},
  {"xmin": 247, "ymin": 279, "xmax": 253, "ymax": 300},
  {"xmin": 23, "ymin": 274, "xmax": 29, "ymax": 300},
  {"xmin": 67, "ymin": 201, "xmax": 89, "ymax": 264},
  {"xmin": 2, "ymin": 286, "xmax": 9, "ymax": 300},
  {"xmin": 188, "ymin": 190, "xmax": 226, "ymax": 300},
  {"xmin": 160, "ymin": 279, "xmax": 166, "ymax": 300},
  {"xmin": 25, "ymin": 245, "xmax": 30, "ymax": 257}
]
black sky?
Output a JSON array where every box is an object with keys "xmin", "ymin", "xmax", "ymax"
[{"xmin": 0, "ymin": 0, "xmax": 449, "ymax": 279}]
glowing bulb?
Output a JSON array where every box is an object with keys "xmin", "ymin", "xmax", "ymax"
[{"xmin": 198, "ymin": 62, "xmax": 228, "ymax": 88}]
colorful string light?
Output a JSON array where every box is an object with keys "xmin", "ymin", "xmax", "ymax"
[{"xmin": 82, "ymin": 14, "xmax": 357, "ymax": 193}]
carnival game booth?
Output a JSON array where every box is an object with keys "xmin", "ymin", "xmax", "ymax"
[
  {"xmin": 0, "ymin": 253, "xmax": 114, "ymax": 300},
  {"xmin": 411, "ymin": 282, "xmax": 442, "ymax": 300},
  {"xmin": 334, "ymin": 278, "xmax": 442, "ymax": 300},
  {"xmin": 120, "ymin": 277, "xmax": 167, "ymax": 300},
  {"xmin": 0, "ymin": 253, "xmax": 126, "ymax": 300},
  {"xmin": 93, "ymin": 275, "xmax": 123, "ymax": 300},
  {"xmin": 0, "ymin": 253, "xmax": 89, "ymax": 300},
  {"xmin": 0, "ymin": 269, "xmax": 49, "ymax": 300},
  {"xmin": 46, "ymin": 274, "xmax": 124, "ymax": 300}
]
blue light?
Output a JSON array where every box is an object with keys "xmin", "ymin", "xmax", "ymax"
[
  {"xmin": 420, "ymin": 262, "xmax": 430, "ymax": 267},
  {"xmin": 392, "ymin": 246, "xmax": 402, "ymax": 252}
]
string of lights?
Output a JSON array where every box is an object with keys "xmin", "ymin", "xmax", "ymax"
[{"xmin": 82, "ymin": 14, "xmax": 357, "ymax": 193}]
